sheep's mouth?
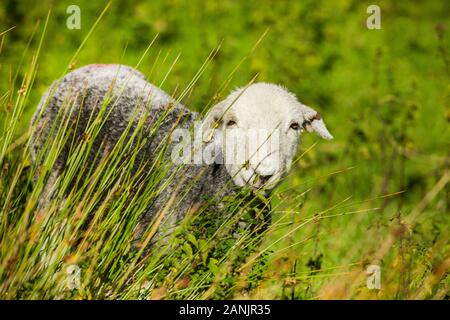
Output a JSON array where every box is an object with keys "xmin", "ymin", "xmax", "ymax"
[
  {"xmin": 251, "ymin": 183, "xmax": 275, "ymax": 191},
  {"xmin": 236, "ymin": 171, "xmax": 278, "ymax": 192},
  {"xmin": 252, "ymin": 174, "xmax": 278, "ymax": 189},
  {"xmin": 249, "ymin": 186, "xmax": 272, "ymax": 198},
  {"xmin": 237, "ymin": 172, "xmax": 267, "ymax": 188},
  {"xmin": 248, "ymin": 180, "xmax": 277, "ymax": 193}
]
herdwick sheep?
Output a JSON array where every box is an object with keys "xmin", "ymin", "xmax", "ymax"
[{"xmin": 30, "ymin": 64, "xmax": 333, "ymax": 244}]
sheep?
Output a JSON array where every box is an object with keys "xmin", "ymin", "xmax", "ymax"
[{"xmin": 30, "ymin": 64, "xmax": 333, "ymax": 245}]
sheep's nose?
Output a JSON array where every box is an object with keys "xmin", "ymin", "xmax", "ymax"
[
  {"xmin": 255, "ymin": 164, "xmax": 277, "ymax": 184},
  {"xmin": 259, "ymin": 174, "xmax": 273, "ymax": 184}
]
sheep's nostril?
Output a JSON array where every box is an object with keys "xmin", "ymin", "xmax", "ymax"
[{"xmin": 259, "ymin": 175, "xmax": 273, "ymax": 184}]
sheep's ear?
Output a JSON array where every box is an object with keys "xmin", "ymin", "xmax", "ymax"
[
  {"xmin": 300, "ymin": 104, "xmax": 333, "ymax": 140},
  {"xmin": 201, "ymin": 102, "xmax": 227, "ymax": 143}
]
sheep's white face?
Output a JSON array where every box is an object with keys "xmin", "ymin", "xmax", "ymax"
[{"xmin": 203, "ymin": 83, "xmax": 333, "ymax": 193}]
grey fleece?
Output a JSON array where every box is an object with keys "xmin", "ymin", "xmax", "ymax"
[{"xmin": 30, "ymin": 64, "xmax": 249, "ymax": 243}]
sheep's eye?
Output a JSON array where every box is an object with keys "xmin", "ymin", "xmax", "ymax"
[
  {"xmin": 212, "ymin": 117, "xmax": 221, "ymax": 128},
  {"xmin": 226, "ymin": 120, "xmax": 237, "ymax": 127},
  {"xmin": 290, "ymin": 122, "xmax": 300, "ymax": 131}
]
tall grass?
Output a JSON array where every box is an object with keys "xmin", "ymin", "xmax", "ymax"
[
  {"xmin": 0, "ymin": 10, "xmax": 275, "ymax": 299},
  {"xmin": 0, "ymin": 4, "xmax": 449, "ymax": 300}
]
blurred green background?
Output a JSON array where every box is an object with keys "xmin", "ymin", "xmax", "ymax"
[{"xmin": 1, "ymin": 0, "xmax": 449, "ymax": 298}]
